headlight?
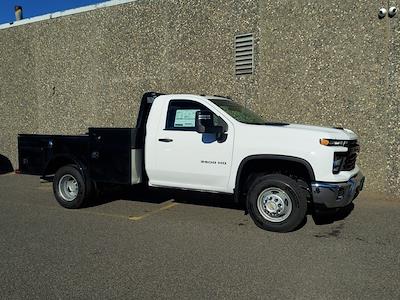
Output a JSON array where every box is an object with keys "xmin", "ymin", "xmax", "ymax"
[{"xmin": 320, "ymin": 139, "xmax": 350, "ymax": 147}]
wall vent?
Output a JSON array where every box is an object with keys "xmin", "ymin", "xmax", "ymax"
[{"xmin": 235, "ymin": 33, "xmax": 254, "ymax": 76}]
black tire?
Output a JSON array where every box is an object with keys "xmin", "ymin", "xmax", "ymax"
[
  {"xmin": 53, "ymin": 165, "xmax": 91, "ymax": 209},
  {"xmin": 247, "ymin": 174, "xmax": 307, "ymax": 232}
]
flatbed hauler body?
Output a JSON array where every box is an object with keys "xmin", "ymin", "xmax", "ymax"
[
  {"xmin": 17, "ymin": 92, "xmax": 365, "ymax": 232},
  {"xmin": 18, "ymin": 92, "xmax": 159, "ymax": 185},
  {"xmin": 18, "ymin": 128, "xmax": 142, "ymax": 185}
]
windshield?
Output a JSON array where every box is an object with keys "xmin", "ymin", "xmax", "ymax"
[{"xmin": 209, "ymin": 99, "xmax": 265, "ymax": 124}]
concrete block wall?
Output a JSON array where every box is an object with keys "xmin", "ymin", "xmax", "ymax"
[{"xmin": 0, "ymin": 0, "xmax": 398, "ymax": 197}]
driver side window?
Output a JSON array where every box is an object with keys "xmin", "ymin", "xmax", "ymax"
[{"xmin": 165, "ymin": 100, "xmax": 214, "ymax": 131}]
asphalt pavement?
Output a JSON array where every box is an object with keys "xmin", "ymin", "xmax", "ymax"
[{"xmin": 0, "ymin": 173, "xmax": 399, "ymax": 299}]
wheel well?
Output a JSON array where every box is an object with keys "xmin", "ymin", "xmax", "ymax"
[
  {"xmin": 44, "ymin": 156, "xmax": 82, "ymax": 176},
  {"xmin": 236, "ymin": 157, "xmax": 315, "ymax": 200}
]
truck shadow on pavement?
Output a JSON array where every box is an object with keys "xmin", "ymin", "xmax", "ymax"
[
  {"xmin": 311, "ymin": 203, "xmax": 354, "ymax": 225},
  {"xmin": 92, "ymin": 185, "xmax": 243, "ymax": 210},
  {"xmin": 0, "ymin": 154, "xmax": 14, "ymax": 175},
  {"xmin": 90, "ymin": 185, "xmax": 355, "ymax": 229}
]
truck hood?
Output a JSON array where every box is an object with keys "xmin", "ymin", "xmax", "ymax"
[
  {"xmin": 282, "ymin": 123, "xmax": 357, "ymax": 140},
  {"xmin": 245, "ymin": 122, "xmax": 358, "ymax": 141}
]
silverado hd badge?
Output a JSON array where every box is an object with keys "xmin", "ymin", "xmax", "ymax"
[{"xmin": 201, "ymin": 160, "xmax": 227, "ymax": 165}]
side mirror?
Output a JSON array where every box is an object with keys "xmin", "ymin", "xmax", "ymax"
[{"xmin": 195, "ymin": 111, "xmax": 224, "ymax": 135}]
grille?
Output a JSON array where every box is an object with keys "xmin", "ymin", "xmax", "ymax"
[
  {"xmin": 342, "ymin": 141, "xmax": 359, "ymax": 171},
  {"xmin": 235, "ymin": 33, "xmax": 254, "ymax": 75}
]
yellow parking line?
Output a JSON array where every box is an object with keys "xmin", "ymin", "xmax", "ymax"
[
  {"xmin": 38, "ymin": 185, "xmax": 52, "ymax": 190},
  {"xmin": 129, "ymin": 216, "xmax": 146, "ymax": 221},
  {"xmin": 2, "ymin": 193, "xmax": 178, "ymax": 221},
  {"xmin": 129, "ymin": 202, "xmax": 178, "ymax": 221},
  {"xmin": 159, "ymin": 202, "xmax": 179, "ymax": 211},
  {"xmin": 0, "ymin": 172, "xmax": 15, "ymax": 177},
  {"xmin": 1, "ymin": 199, "xmax": 129, "ymax": 220},
  {"xmin": 44, "ymin": 200, "xmax": 178, "ymax": 221}
]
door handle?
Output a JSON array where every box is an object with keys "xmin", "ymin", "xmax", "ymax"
[{"xmin": 158, "ymin": 138, "xmax": 173, "ymax": 143}]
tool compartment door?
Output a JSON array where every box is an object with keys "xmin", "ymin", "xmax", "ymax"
[{"xmin": 89, "ymin": 128, "xmax": 139, "ymax": 184}]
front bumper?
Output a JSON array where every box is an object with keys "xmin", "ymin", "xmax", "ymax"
[{"xmin": 311, "ymin": 171, "xmax": 365, "ymax": 209}]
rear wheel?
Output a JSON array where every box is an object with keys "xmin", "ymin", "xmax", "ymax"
[
  {"xmin": 247, "ymin": 174, "xmax": 307, "ymax": 232},
  {"xmin": 53, "ymin": 165, "xmax": 91, "ymax": 209}
]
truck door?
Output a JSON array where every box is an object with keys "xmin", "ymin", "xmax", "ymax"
[{"xmin": 147, "ymin": 99, "xmax": 234, "ymax": 193}]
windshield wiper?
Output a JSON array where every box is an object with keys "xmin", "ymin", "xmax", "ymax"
[
  {"xmin": 242, "ymin": 121, "xmax": 290, "ymax": 126},
  {"xmin": 242, "ymin": 122, "xmax": 265, "ymax": 125},
  {"xmin": 264, "ymin": 122, "xmax": 290, "ymax": 126}
]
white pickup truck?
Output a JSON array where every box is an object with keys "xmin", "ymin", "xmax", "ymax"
[{"xmin": 18, "ymin": 92, "xmax": 365, "ymax": 232}]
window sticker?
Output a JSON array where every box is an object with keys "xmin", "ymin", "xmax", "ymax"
[{"xmin": 174, "ymin": 109, "xmax": 199, "ymax": 127}]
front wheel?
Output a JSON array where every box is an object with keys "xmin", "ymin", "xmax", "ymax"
[
  {"xmin": 247, "ymin": 174, "xmax": 307, "ymax": 232},
  {"xmin": 53, "ymin": 165, "xmax": 91, "ymax": 209}
]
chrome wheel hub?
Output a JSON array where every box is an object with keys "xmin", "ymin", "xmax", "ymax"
[
  {"xmin": 257, "ymin": 187, "xmax": 293, "ymax": 222},
  {"xmin": 58, "ymin": 174, "xmax": 79, "ymax": 201}
]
